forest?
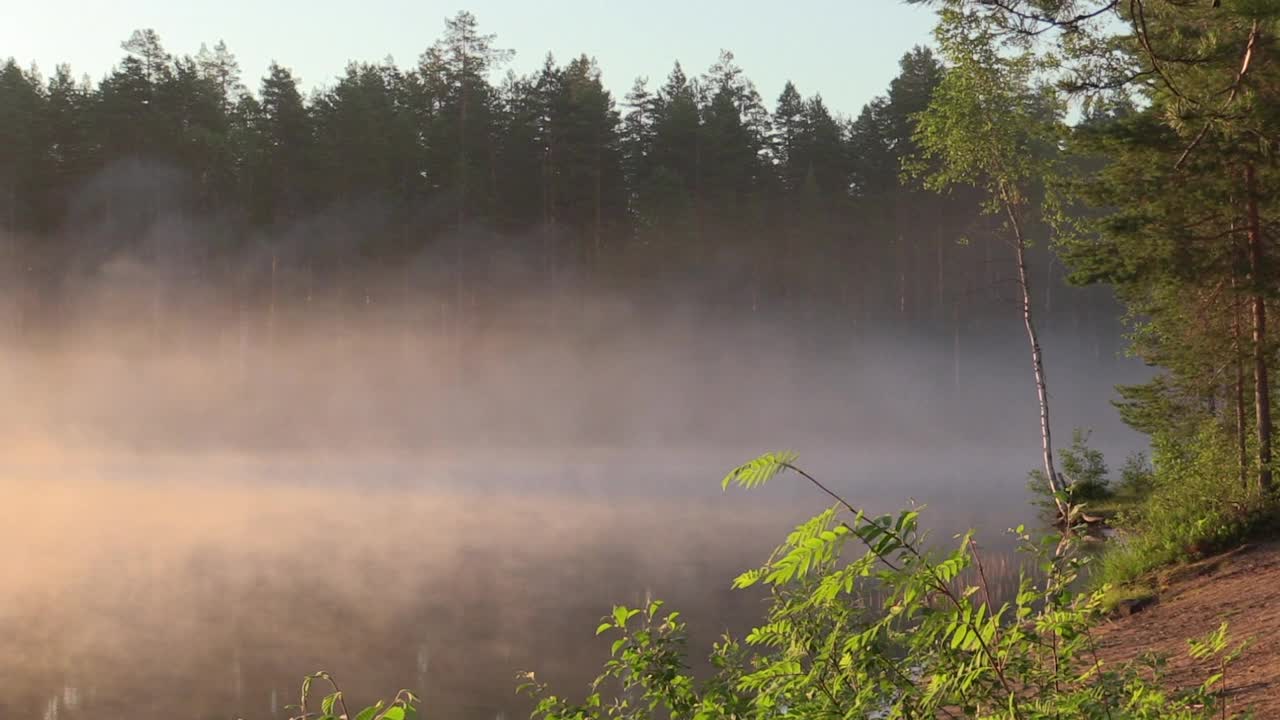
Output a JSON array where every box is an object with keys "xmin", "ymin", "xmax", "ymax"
[
  {"xmin": 8, "ymin": 0, "xmax": 1280, "ymax": 718},
  {"xmin": 0, "ymin": 11, "xmax": 1120, "ymax": 364}
]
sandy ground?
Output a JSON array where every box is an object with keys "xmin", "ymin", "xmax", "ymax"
[{"xmin": 1094, "ymin": 539, "xmax": 1280, "ymax": 718}]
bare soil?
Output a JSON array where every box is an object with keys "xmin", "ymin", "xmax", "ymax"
[{"xmin": 1094, "ymin": 539, "xmax": 1280, "ymax": 718}]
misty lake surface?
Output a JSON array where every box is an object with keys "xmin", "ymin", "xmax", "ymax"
[
  {"xmin": 2, "ymin": 443, "xmax": 1135, "ymax": 720},
  {"xmin": 0, "ymin": 312, "xmax": 1152, "ymax": 719}
]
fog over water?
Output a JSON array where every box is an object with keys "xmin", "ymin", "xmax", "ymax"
[
  {"xmin": 0, "ymin": 25, "xmax": 1166, "ymax": 716},
  {"xmin": 1, "ymin": 264, "xmax": 1150, "ymax": 719}
]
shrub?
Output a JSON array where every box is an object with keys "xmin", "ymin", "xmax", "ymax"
[
  {"xmin": 1094, "ymin": 420, "xmax": 1265, "ymax": 591},
  {"xmin": 1115, "ymin": 452, "xmax": 1155, "ymax": 500},
  {"xmin": 286, "ymin": 672, "xmax": 417, "ymax": 720},
  {"xmin": 520, "ymin": 452, "xmax": 1245, "ymax": 719},
  {"xmin": 1059, "ymin": 428, "xmax": 1111, "ymax": 502},
  {"xmin": 1028, "ymin": 428, "xmax": 1114, "ymax": 520}
]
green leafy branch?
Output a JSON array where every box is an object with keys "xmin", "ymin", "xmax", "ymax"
[
  {"xmin": 521, "ymin": 450, "xmax": 1248, "ymax": 719},
  {"xmin": 286, "ymin": 672, "xmax": 418, "ymax": 720}
]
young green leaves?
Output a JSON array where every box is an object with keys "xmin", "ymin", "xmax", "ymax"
[
  {"xmin": 521, "ymin": 454, "xmax": 1240, "ymax": 719},
  {"xmin": 721, "ymin": 450, "xmax": 799, "ymax": 490}
]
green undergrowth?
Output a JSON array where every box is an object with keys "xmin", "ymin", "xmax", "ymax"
[
  {"xmin": 1098, "ymin": 582, "xmax": 1158, "ymax": 616},
  {"xmin": 1027, "ymin": 429, "xmax": 1155, "ymax": 526},
  {"xmin": 286, "ymin": 672, "xmax": 418, "ymax": 720},
  {"xmin": 1088, "ymin": 422, "xmax": 1280, "ymax": 605},
  {"xmin": 1082, "ymin": 494, "xmax": 1142, "ymax": 522},
  {"xmin": 516, "ymin": 451, "xmax": 1247, "ymax": 719}
]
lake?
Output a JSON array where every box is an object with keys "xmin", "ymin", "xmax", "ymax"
[
  {"xmin": 0, "ymin": 315, "xmax": 1148, "ymax": 719},
  {"xmin": 2, "ymin": 441, "xmax": 1127, "ymax": 720}
]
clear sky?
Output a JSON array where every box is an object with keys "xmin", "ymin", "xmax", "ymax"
[{"xmin": 1, "ymin": 1, "xmax": 937, "ymax": 118}]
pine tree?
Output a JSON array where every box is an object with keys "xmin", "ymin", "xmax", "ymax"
[
  {"xmin": 161, "ymin": 54, "xmax": 231, "ymax": 210},
  {"xmin": 621, "ymin": 76, "xmax": 656, "ymax": 238},
  {"xmin": 698, "ymin": 51, "xmax": 765, "ymax": 228},
  {"xmin": 1062, "ymin": 81, "xmax": 1280, "ymax": 495},
  {"xmin": 633, "ymin": 63, "xmax": 700, "ymax": 263},
  {"xmin": 246, "ymin": 62, "xmax": 312, "ymax": 226},
  {"xmin": 0, "ymin": 59, "xmax": 50, "ymax": 233},
  {"xmin": 772, "ymin": 81, "xmax": 806, "ymax": 192},
  {"xmin": 494, "ymin": 68, "xmax": 545, "ymax": 237},
  {"xmin": 44, "ymin": 65, "xmax": 93, "ymax": 226},
  {"xmin": 555, "ymin": 55, "xmax": 624, "ymax": 270},
  {"xmin": 196, "ymin": 41, "xmax": 244, "ymax": 110},
  {"xmin": 418, "ymin": 10, "xmax": 512, "ymax": 228}
]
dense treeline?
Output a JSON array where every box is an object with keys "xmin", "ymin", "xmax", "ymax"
[
  {"xmin": 0, "ymin": 12, "xmax": 1120, "ymax": 363},
  {"xmin": 1035, "ymin": 1, "xmax": 1280, "ymax": 497}
]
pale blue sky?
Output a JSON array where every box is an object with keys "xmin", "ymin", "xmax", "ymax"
[{"xmin": 2, "ymin": 1, "xmax": 936, "ymax": 117}]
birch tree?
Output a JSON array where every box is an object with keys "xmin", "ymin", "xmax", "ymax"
[{"xmin": 912, "ymin": 4, "xmax": 1071, "ymax": 520}]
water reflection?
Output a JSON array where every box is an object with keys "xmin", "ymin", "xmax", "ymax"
[{"xmin": 3, "ymin": 450, "xmax": 1050, "ymax": 719}]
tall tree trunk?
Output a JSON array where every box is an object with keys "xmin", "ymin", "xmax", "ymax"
[
  {"xmin": 237, "ymin": 267, "xmax": 249, "ymax": 382},
  {"xmin": 693, "ymin": 130, "xmax": 703, "ymax": 251},
  {"xmin": 897, "ymin": 233, "xmax": 907, "ymax": 318},
  {"xmin": 1246, "ymin": 162, "xmax": 1272, "ymax": 493},
  {"xmin": 1235, "ymin": 294, "xmax": 1248, "ymax": 487},
  {"xmin": 455, "ymin": 73, "xmax": 469, "ymax": 374},
  {"xmin": 4, "ymin": 174, "xmax": 15, "ymax": 234},
  {"xmin": 937, "ymin": 222, "xmax": 945, "ymax": 325},
  {"xmin": 1003, "ymin": 185, "xmax": 1065, "ymax": 520},
  {"xmin": 542, "ymin": 135, "xmax": 554, "ymax": 279},
  {"xmin": 953, "ymin": 298, "xmax": 961, "ymax": 391},
  {"xmin": 985, "ymin": 232, "xmax": 996, "ymax": 301},
  {"xmin": 268, "ymin": 250, "xmax": 277, "ymax": 353},
  {"xmin": 1232, "ymin": 241, "xmax": 1249, "ymax": 487},
  {"xmin": 913, "ymin": 231, "xmax": 923, "ymax": 323},
  {"xmin": 458, "ymin": 70, "xmax": 469, "ymax": 229},
  {"xmin": 593, "ymin": 143, "xmax": 603, "ymax": 273}
]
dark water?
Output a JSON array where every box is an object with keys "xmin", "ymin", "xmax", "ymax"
[{"xmin": 1, "ymin": 444, "xmax": 1123, "ymax": 720}]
